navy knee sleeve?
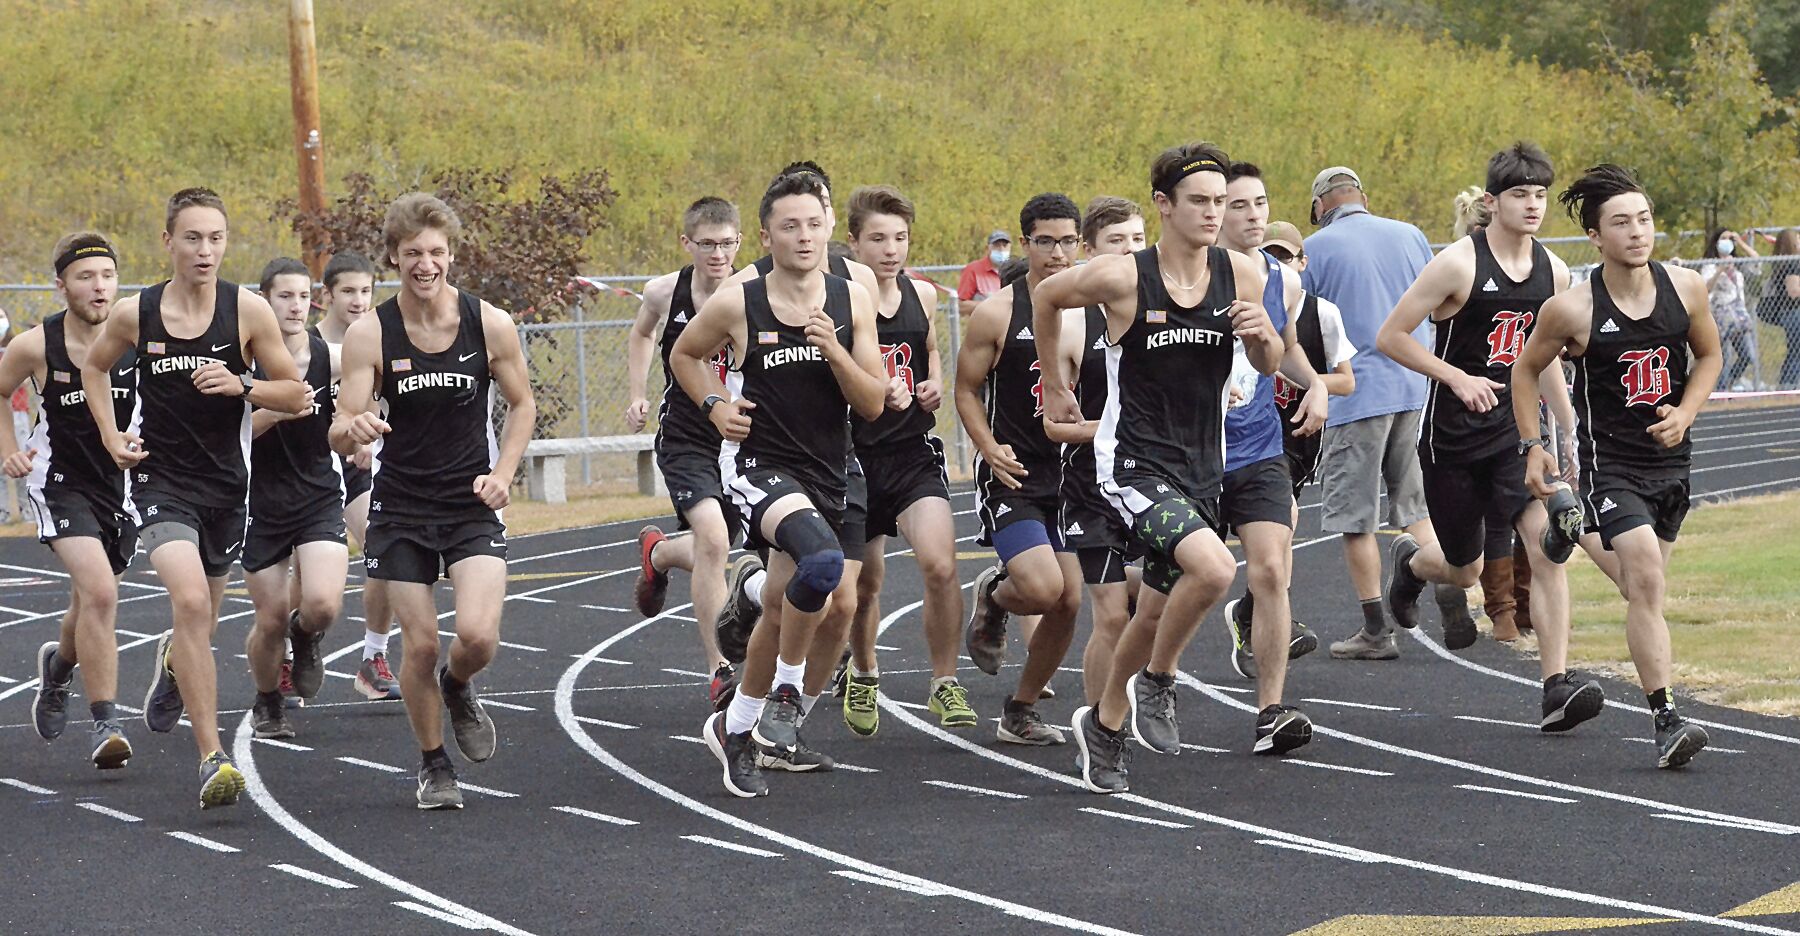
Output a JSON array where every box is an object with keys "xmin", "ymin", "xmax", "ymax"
[{"xmin": 774, "ymin": 510, "xmax": 843, "ymax": 612}]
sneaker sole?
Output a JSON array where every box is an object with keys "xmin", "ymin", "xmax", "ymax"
[
  {"xmin": 756, "ymin": 751, "xmax": 833, "ymax": 772},
  {"xmin": 142, "ymin": 635, "xmax": 183, "ymax": 734},
  {"xmin": 1224, "ymin": 600, "xmax": 1256, "ymax": 679},
  {"xmin": 254, "ymin": 724, "xmax": 298, "ymax": 740},
  {"xmin": 1658, "ymin": 728, "xmax": 1708, "ymax": 769},
  {"xmin": 997, "ymin": 725, "xmax": 1066, "ymax": 745},
  {"xmin": 1329, "ymin": 641, "xmax": 1400, "ymax": 661},
  {"xmin": 703, "ymin": 713, "xmax": 764, "ymax": 798},
  {"xmin": 416, "ymin": 796, "xmax": 465, "ymax": 810},
  {"xmin": 1070, "ymin": 707, "xmax": 1126, "ymax": 795},
  {"xmin": 1124, "ymin": 673, "xmax": 1179, "ymax": 755},
  {"xmin": 1541, "ymin": 682, "xmax": 1606, "ymax": 733},
  {"xmin": 1288, "ymin": 629, "xmax": 1319, "ymax": 659},
  {"xmin": 933, "ymin": 711, "xmax": 976, "ymax": 730},
  {"xmin": 199, "ymin": 763, "xmax": 245, "ymax": 810},
  {"xmin": 91, "ymin": 735, "xmax": 132, "ymax": 770},
  {"xmin": 354, "ymin": 675, "xmax": 402, "ymax": 701},
  {"xmin": 1439, "ymin": 597, "xmax": 1478, "ymax": 651},
  {"xmin": 1253, "ymin": 715, "xmax": 1313, "ymax": 756},
  {"xmin": 964, "ymin": 566, "xmax": 1005, "ymax": 676}
]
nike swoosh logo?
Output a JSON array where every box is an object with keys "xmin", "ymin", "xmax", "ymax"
[
  {"xmin": 211, "ymin": 343, "xmax": 233, "ymax": 352},
  {"xmin": 459, "ymin": 352, "xmax": 479, "ymax": 362},
  {"xmin": 117, "ymin": 366, "xmax": 133, "ymax": 376},
  {"xmin": 1210, "ymin": 308, "xmax": 1229, "ymax": 317}
]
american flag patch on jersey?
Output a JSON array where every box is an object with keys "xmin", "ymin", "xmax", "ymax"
[
  {"xmin": 1147, "ymin": 310, "xmax": 1167, "ymax": 324},
  {"xmin": 758, "ymin": 331, "xmax": 779, "ymax": 345},
  {"xmin": 51, "ymin": 370, "xmax": 70, "ymax": 383},
  {"xmin": 146, "ymin": 341, "xmax": 165, "ymax": 354},
  {"xmin": 392, "ymin": 358, "xmax": 412, "ymax": 372}
]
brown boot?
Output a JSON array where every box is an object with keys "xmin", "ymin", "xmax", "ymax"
[
  {"xmin": 1482, "ymin": 555, "xmax": 1520, "ymax": 642},
  {"xmin": 1512, "ymin": 540, "xmax": 1533, "ymax": 635}
]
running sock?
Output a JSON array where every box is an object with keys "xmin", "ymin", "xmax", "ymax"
[
  {"xmin": 1004, "ymin": 697, "xmax": 1030, "ymax": 714},
  {"xmin": 363, "ymin": 628, "xmax": 391, "ymax": 661},
  {"xmin": 744, "ymin": 570, "xmax": 768, "ymax": 609},
  {"xmin": 930, "ymin": 675, "xmax": 957, "ymax": 693},
  {"xmin": 1360, "ymin": 598, "xmax": 1386, "ymax": 636},
  {"xmin": 440, "ymin": 669, "xmax": 469, "ymax": 695},
  {"xmin": 725, "ymin": 690, "xmax": 765, "ymax": 735},
  {"xmin": 1143, "ymin": 667, "xmax": 1175, "ymax": 688},
  {"xmin": 89, "ymin": 700, "xmax": 116, "ymax": 722},
  {"xmin": 856, "ymin": 664, "xmax": 882, "ymax": 680},
  {"xmin": 800, "ymin": 692, "xmax": 821, "ymax": 717},
  {"xmin": 256, "ymin": 688, "xmax": 284, "ymax": 708},
  {"xmin": 46, "ymin": 648, "xmax": 76, "ymax": 684},
  {"xmin": 1235, "ymin": 592, "xmax": 1255, "ymax": 627},
  {"xmin": 1543, "ymin": 672, "xmax": 1566, "ymax": 688},
  {"xmin": 422, "ymin": 745, "xmax": 452, "ymax": 768},
  {"xmin": 1646, "ymin": 687, "xmax": 1672, "ymax": 712},
  {"xmin": 773, "ymin": 657, "xmax": 805, "ymax": 691}
]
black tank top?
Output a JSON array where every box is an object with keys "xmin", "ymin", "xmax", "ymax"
[
  {"xmin": 753, "ymin": 254, "xmax": 851, "ymax": 280},
  {"xmin": 725, "ymin": 275, "xmax": 853, "ymax": 505},
  {"xmin": 1096, "ymin": 247, "xmax": 1236, "ymax": 500},
  {"xmin": 854, "ymin": 278, "xmax": 935, "ymax": 452},
  {"xmin": 250, "ymin": 333, "xmax": 340, "ymax": 524},
  {"xmin": 370, "ymin": 291, "xmax": 497, "ymax": 524},
  {"xmin": 1423, "ymin": 231, "xmax": 1555, "ymax": 464},
  {"xmin": 1276, "ymin": 294, "xmax": 1327, "ymax": 484},
  {"xmin": 983, "ymin": 282, "xmax": 1057, "ymax": 479},
  {"xmin": 133, "ymin": 281, "xmax": 250, "ymax": 507},
  {"xmin": 27, "ymin": 312, "xmax": 136, "ymax": 503},
  {"xmin": 657, "ymin": 266, "xmax": 729, "ymax": 452},
  {"xmin": 1573, "ymin": 262, "xmax": 1691, "ymax": 480},
  {"xmin": 1059, "ymin": 305, "xmax": 1111, "ymax": 489}
]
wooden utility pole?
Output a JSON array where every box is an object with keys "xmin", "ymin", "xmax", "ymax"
[{"xmin": 288, "ymin": 0, "xmax": 327, "ymax": 278}]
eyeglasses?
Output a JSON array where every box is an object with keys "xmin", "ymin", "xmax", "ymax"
[
  {"xmin": 692, "ymin": 238, "xmax": 741, "ymax": 254},
  {"xmin": 1028, "ymin": 236, "xmax": 1081, "ymax": 252}
]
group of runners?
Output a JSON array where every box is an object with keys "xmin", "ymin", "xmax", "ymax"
[{"xmin": 2, "ymin": 138, "xmax": 1719, "ymax": 810}]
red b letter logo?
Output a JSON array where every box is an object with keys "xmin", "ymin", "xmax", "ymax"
[
  {"xmin": 1619, "ymin": 347, "xmax": 1672, "ymax": 407},
  {"xmin": 1486, "ymin": 310, "xmax": 1534, "ymax": 367}
]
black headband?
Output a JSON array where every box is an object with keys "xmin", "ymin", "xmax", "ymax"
[
  {"xmin": 55, "ymin": 244, "xmax": 117, "ymax": 278},
  {"xmin": 1486, "ymin": 169, "xmax": 1553, "ymax": 196},
  {"xmin": 1155, "ymin": 157, "xmax": 1226, "ymax": 195}
]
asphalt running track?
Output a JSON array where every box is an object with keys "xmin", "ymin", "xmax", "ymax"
[{"xmin": 3, "ymin": 402, "xmax": 1800, "ymax": 936}]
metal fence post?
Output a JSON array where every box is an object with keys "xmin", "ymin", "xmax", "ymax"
[
  {"xmin": 574, "ymin": 297, "xmax": 592, "ymax": 486},
  {"xmin": 941, "ymin": 290, "xmax": 967, "ymax": 475}
]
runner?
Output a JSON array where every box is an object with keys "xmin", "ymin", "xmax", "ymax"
[
  {"xmin": 838, "ymin": 184, "xmax": 973, "ymax": 736},
  {"xmin": 80, "ymin": 188, "xmax": 312, "ymax": 809},
  {"xmin": 674, "ymin": 169, "xmax": 887, "ymax": 797},
  {"xmin": 955, "ymin": 192, "xmax": 1088, "ymax": 746},
  {"xmin": 313, "ymin": 249, "xmax": 401, "ymax": 701},
  {"xmin": 241, "ymin": 258, "xmax": 348, "ymax": 740},
  {"xmin": 626, "ymin": 196, "xmax": 744, "ymax": 709},
  {"xmin": 331, "ymin": 193, "xmax": 538, "ymax": 808},
  {"xmin": 1512, "ymin": 164, "xmax": 1721, "ymax": 768},
  {"xmin": 1035, "ymin": 142, "xmax": 1280, "ymax": 793},
  {"xmin": 0, "ymin": 232, "xmax": 136, "ymax": 770}
]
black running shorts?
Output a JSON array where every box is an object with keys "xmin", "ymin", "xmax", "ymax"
[
  {"xmin": 30, "ymin": 485, "xmax": 137, "ymax": 575},
  {"xmin": 725, "ymin": 468, "xmax": 848, "ymax": 555},
  {"xmin": 364, "ymin": 517, "xmax": 507, "ymax": 584},
  {"xmin": 1422, "ymin": 447, "xmax": 1531, "ymax": 568},
  {"xmin": 1582, "ymin": 473, "xmax": 1689, "ymax": 550},
  {"xmin": 242, "ymin": 502, "xmax": 347, "ymax": 573},
  {"xmin": 135, "ymin": 492, "xmax": 247, "ymax": 578},
  {"xmin": 1220, "ymin": 455, "xmax": 1294, "ymax": 533},
  {"xmin": 1126, "ymin": 492, "xmax": 1224, "ymax": 595},
  {"xmin": 659, "ymin": 443, "xmax": 741, "ymax": 536},
  {"xmin": 860, "ymin": 436, "xmax": 950, "ymax": 542}
]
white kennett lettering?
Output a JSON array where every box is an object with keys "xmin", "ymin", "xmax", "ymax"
[
  {"xmin": 149, "ymin": 355, "xmax": 225, "ymax": 375},
  {"xmin": 1146, "ymin": 328, "xmax": 1225, "ymax": 349},
  {"xmin": 395, "ymin": 371, "xmax": 479, "ymax": 394},
  {"xmin": 763, "ymin": 345, "xmax": 823, "ymax": 368}
]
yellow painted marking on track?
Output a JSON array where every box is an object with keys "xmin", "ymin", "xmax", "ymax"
[
  {"xmin": 1725, "ymin": 879, "xmax": 1800, "ymax": 917},
  {"xmin": 505, "ymin": 570, "xmax": 606, "ymax": 582},
  {"xmin": 954, "ymin": 551, "xmax": 992, "ymax": 560},
  {"xmin": 1289, "ymin": 914, "xmax": 1668, "ymax": 935}
]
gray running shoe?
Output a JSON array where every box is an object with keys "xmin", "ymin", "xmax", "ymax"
[
  {"xmin": 416, "ymin": 760, "xmax": 464, "ymax": 810},
  {"xmin": 355, "ymin": 652, "xmax": 402, "ymax": 701},
  {"xmin": 32, "ymin": 641, "xmax": 72, "ymax": 741},
  {"xmin": 1435, "ymin": 583, "xmax": 1478, "ymax": 651},
  {"xmin": 1253, "ymin": 704, "xmax": 1313, "ymax": 756},
  {"xmin": 90, "ymin": 719, "xmax": 131, "ymax": 770},
  {"xmin": 1541, "ymin": 671, "xmax": 1606, "ymax": 733},
  {"xmin": 752, "ymin": 684, "xmax": 802, "ymax": 753},
  {"xmin": 1289, "ymin": 621, "xmax": 1320, "ymax": 659},
  {"xmin": 1225, "ymin": 599, "xmax": 1257, "ymax": 679},
  {"xmin": 1071, "ymin": 706, "xmax": 1130, "ymax": 794},
  {"xmin": 1385, "ymin": 534, "xmax": 1426, "ymax": 630},
  {"xmin": 715, "ymin": 554, "xmax": 764, "ymax": 666},
  {"xmin": 1654, "ymin": 709, "xmax": 1708, "ymax": 769},
  {"xmin": 252, "ymin": 693, "xmax": 296, "ymax": 740},
  {"xmin": 755, "ymin": 731, "xmax": 835, "ymax": 772},
  {"xmin": 1329, "ymin": 629, "xmax": 1399, "ymax": 660},
  {"xmin": 286, "ymin": 610, "xmax": 324, "ymax": 700},
  {"xmin": 705, "ymin": 711, "xmax": 767, "ymax": 798},
  {"xmin": 964, "ymin": 563, "xmax": 1009, "ymax": 675},
  {"xmin": 1126, "ymin": 669, "xmax": 1180, "ymax": 754},
  {"xmin": 142, "ymin": 633, "xmax": 185, "ymax": 734},
  {"xmin": 1542, "ymin": 483, "xmax": 1583, "ymax": 564},
  {"xmin": 997, "ymin": 701, "xmax": 1066, "ymax": 745},
  {"xmin": 438, "ymin": 666, "xmax": 497, "ymax": 762},
  {"xmin": 197, "ymin": 752, "xmax": 244, "ymax": 810}
]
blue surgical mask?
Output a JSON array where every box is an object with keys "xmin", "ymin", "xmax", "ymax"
[
  {"xmin": 990, "ymin": 249, "xmax": 1010, "ymax": 265},
  {"xmin": 1717, "ymin": 238, "xmax": 1734, "ymax": 257}
]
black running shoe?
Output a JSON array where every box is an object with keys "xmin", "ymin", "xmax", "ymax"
[
  {"xmin": 417, "ymin": 759, "xmax": 464, "ymax": 810},
  {"xmin": 287, "ymin": 610, "xmax": 324, "ymax": 700},
  {"xmin": 142, "ymin": 633, "xmax": 184, "ymax": 734},
  {"xmin": 1540, "ymin": 671, "xmax": 1605, "ymax": 733},
  {"xmin": 753, "ymin": 684, "xmax": 802, "ymax": 753},
  {"xmin": 705, "ymin": 711, "xmax": 767, "ymax": 798},
  {"xmin": 829, "ymin": 647, "xmax": 851, "ymax": 699},
  {"xmin": 1542, "ymin": 484, "xmax": 1583, "ymax": 565},
  {"xmin": 252, "ymin": 692, "xmax": 296, "ymax": 740},
  {"xmin": 1071, "ymin": 706, "xmax": 1130, "ymax": 794},
  {"xmin": 1126, "ymin": 669, "xmax": 1180, "ymax": 754},
  {"xmin": 1385, "ymin": 533, "xmax": 1426, "ymax": 630},
  {"xmin": 32, "ymin": 641, "xmax": 72, "ymax": 741},
  {"xmin": 756, "ymin": 730, "xmax": 836, "ymax": 772},
  {"xmin": 1654, "ymin": 708, "xmax": 1708, "ymax": 769},
  {"xmin": 633, "ymin": 525, "xmax": 670, "ymax": 617},
  {"xmin": 1224, "ymin": 598, "xmax": 1256, "ymax": 679},
  {"xmin": 964, "ymin": 563, "xmax": 1009, "ymax": 675},
  {"xmin": 438, "ymin": 666, "xmax": 497, "ymax": 762},
  {"xmin": 1435, "ymin": 583, "xmax": 1478, "ymax": 651},
  {"xmin": 1253, "ymin": 704, "xmax": 1313, "ymax": 756},
  {"xmin": 715, "ymin": 554, "xmax": 763, "ymax": 666},
  {"xmin": 709, "ymin": 663, "xmax": 739, "ymax": 713},
  {"xmin": 1288, "ymin": 621, "xmax": 1319, "ymax": 659}
]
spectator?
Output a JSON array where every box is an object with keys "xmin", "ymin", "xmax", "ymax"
[
  {"xmin": 1704, "ymin": 229, "xmax": 1759, "ymax": 391},
  {"xmin": 1451, "ymin": 185, "xmax": 1490, "ymax": 240},
  {"xmin": 956, "ymin": 230, "xmax": 1010, "ymax": 316},
  {"xmin": 1300, "ymin": 165, "xmax": 1438, "ymax": 660},
  {"xmin": 1758, "ymin": 228, "xmax": 1800, "ymax": 388}
]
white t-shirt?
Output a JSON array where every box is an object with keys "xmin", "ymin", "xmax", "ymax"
[{"xmin": 1225, "ymin": 294, "xmax": 1359, "ymax": 409}]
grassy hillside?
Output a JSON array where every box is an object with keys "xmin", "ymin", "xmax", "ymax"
[{"xmin": 2, "ymin": 0, "xmax": 1781, "ymax": 291}]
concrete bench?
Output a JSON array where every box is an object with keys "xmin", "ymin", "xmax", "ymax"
[{"xmin": 524, "ymin": 435, "xmax": 661, "ymax": 504}]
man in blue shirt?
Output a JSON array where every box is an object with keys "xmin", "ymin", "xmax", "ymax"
[{"xmin": 1301, "ymin": 166, "xmax": 1438, "ymax": 660}]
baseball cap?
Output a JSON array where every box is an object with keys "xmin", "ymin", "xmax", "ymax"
[
  {"xmin": 1310, "ymin": 166, "xmax": 1363, "ymax": 199},
  {"xmin": 1263, "ymin": 221, "xmax": 1304, "ymax": 257},
  {"xmin": 988, "ymin": 230, "xmax": 1011, "ymax": 245}
]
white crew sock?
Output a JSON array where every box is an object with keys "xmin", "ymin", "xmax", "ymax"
[
  {"xmin": 773, "ymin": 657, "xmax": 805, "ymax": 691},
  {"xmin": 724, "ymin": 690, "xmax": 765, "ymax": 735},
  {"xmin": 363, "ymin": 628, "xmax": 391, "ymax": 661}
]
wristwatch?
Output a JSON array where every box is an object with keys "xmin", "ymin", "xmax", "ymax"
[
  {"xmin": 1517, "ymin": 436, "xmax": 1549, "ymax": 456},
  {"xmin": 701, "ymin": 393, "xmax": 725, "ymax": 415},
  {"xmin": 239, "ymin": 372, "xmax": 255, "ymax": 395}
]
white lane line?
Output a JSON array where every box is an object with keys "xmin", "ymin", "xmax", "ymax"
[
  {"xmin": 922, "ymin": 779, "xmax": 1029, "ymax": 799},
  {"xmin": 76, "ymin": 802, "xmax": 141, "ymax": 823},
  {"xmin": 1283, "ymin": 760, "xmax": 1394, "ymax": 777},
  {"xmin": 1255, "ymin": 839, "xmax": 1378, "ymax": 863},
  {"xmin": 834, "ymin": 763, "xmax": 881, "ymax": 774},
  {"xmin": 271, "ymin": 863, "xmax": 359, "ymax": 889},
  {"xmin": 114, "ymin": 629, "xmax": 157, "ymax": 639},
  {"xmin": 0, "ymin": 679, "xmax": 41, "ymax": 703},
  {"xmin": 336, "ymin": 756, "xmax": 406, "ymax": 773},
  {"xmin": 235, "ymin": 716, "xmax": 537, "ymax": 936},
  {"xmin": 510, "ymin": 595, "xmax": 554, "ymax": 604},
  {"xmin": 660, "ymin": 668, "xmax": 710, "ymax": 679},
  {"xmin": 1303, "ymin": 698, "xmax": 1404, "ymax": 712},
  {"xmin": 253, "ymin": 738, "xmax": 313, "ymax": 751},
  {"xmin": 1180, "ymin": 743, "xmax": 1231, "ymax": 754},
  {"xmin": 874, "ymin": 644, "xmax": 901, "ymax": 652},
  {"xmin": 1454, "ymin": 715, "xmax": 1539, "ymax": 729},
  {"xmin": 833, "ymin": 869, "xmax": 948, "ymax": 896},
  {"xmin": 681, "ymin": 834, "xmax": 784, "ymax": 858},
  {"xmin": 0, "ymin": 676, "xmax": 14, "ymax": 684},
  {"xmin": 554, "ymin": 805, "xmax": 638, "ymax": 826},
  {"xmin": 167, "ymin": 830, "xmax": 240, "ymax": 853},
  {"xmin": 480, "ymin": 699, "xmax": 535, "ymax": 712},
  {"xmin": 1620, "ymin": 738, "xmax": 1745, "ymax": 755},
  {"xmin": 0, "ymin": 777, "xmax": 57, "ymax": 795},
  {"xmin": 668, "ymin": 735, "xmax": 706, "ymax": 745},
  {"xmin": 1209, "ymin": 685, "xmax": 1253, "ymax": 695},
  {"xmin": 1078, "ymin": 807, "xmax": 1192, "ymax": 829},
  {"xmin": 394, "ymin": 900, "xmax": 485, "ymax": 930},
  {"xmin": 575, "ymin": 716, "xmax": 639, "ymax": 730},
  {"xmin": 589, "ymin": 657, "xmax": 634, "ymax": 666},
  {"xmin": 582, "ymin": 605, "xmax": 632, "ymax": 613},
  {"xmin": 890, "ymin": 700, "xmax": 928, "ymax": 711},
  {"xmin": 460, "ymin": 782, "xmax": 519, "ymax": 799},
  {"xmin": 1654, "ymin": 814, "xmax": 1795, "ymax": 835},
  {"xmin": 1456, "ymin": 784, "xmax": 1579, "ymax": 804}
]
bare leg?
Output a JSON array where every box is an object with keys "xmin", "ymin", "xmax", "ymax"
[
  {"xmin": 1240, "ymin": 521, "xmax": 1294, "ymax": 709},
  {"xmin": 1613, "ymin": 529, "xmax": 1676, "ymax": 693},
  {"xmin": 390, "ymin": 580, "xmax": 446, "ymax": 750},
  {"xmin": 1012, "ymin": 552, "xmax": 1081, "ymax": 703},
  {"xmin": 1082, "ymin": 580, "xmax": 1131, "ymax": 705},
  {"xmin": 680, "ymin": 499, "xmax": 733, "ymax": 669},
  {"xmin": 243, "ymin": 558, "xmax": 296, "ymax": 694},
  {"xmin": 896, "ymin": 498, "xmax": 963, "ymax": 679},
  {"xmin": 49, "ymin": 537, "xmax": 121, "ymax": 705},
  {"xmin": 148, "ymin": 542, "xmax": 227, "ymax": 757}
]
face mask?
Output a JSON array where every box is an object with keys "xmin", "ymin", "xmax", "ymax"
[
  {"xmin": 989, "ymin": 249, "xmax": 1010, "ymax": 265},
  {"xmin": 1717, "ymin": 238, "xmax": 1734, "ymax": 257}
]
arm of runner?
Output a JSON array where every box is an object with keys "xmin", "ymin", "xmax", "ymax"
[
  {"xmin": 914, "ymin": 277, "xmax": 946, "ymax": 413},
  {"xmin": 1513, "ymin": 290, "xmax": 1580, "ymax": 496},
  {"xmin": 0, "ymin": 327, "xmax": 44, "ymax": 477},
  {"xmin": 231, "ymin": 290, "xmax": 311, "ymax": 415},
  {"xmin": 477, "ymin": 302, "xmax": 536, "ymax": 510},
  {"xmin": 819, "ymin": 278, "xmax": 891, "ymax": 422},
  {"xmin": 81, "ymin": 294, "xmax": 145, "ymax": 468},
  {"xmin": 625, "ymin": 273, "xmax": 674, "ymax": 432},
  {"xmin": 328, "ymin": 314, "xmax": 388, "ymax": 457},
  {"xmin": 1043, "ymin": 307, "xmax": 1095, "ymax": 445},
  {"xmin": 1228, "ymin": 251, "xmax": 1282, "ymax": 376},
  {"xmin": 1033, "ymin": 255, "xmax": 1134, "ymax": 423},
  {"xmin": 674, "ymin": 284, "xmax": 751, "ymax": 442},
  {"xmin": 954, "ymin": 290, "xmax": 1025, "ymax": 488},
  {"xmin": 1378, "ymin": 244, "xmax": 1500, "ymax": 411},
  {"xmin": 1650, "ymin": 266, "xmax": 1722, "ymax": 450}
]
